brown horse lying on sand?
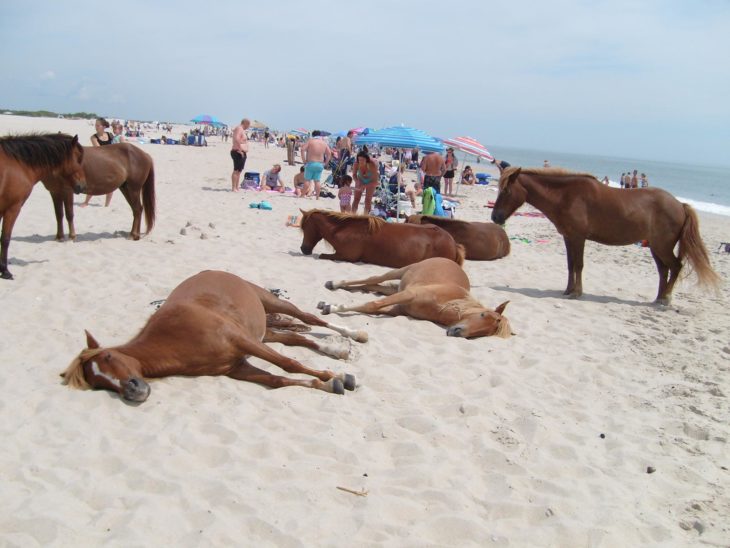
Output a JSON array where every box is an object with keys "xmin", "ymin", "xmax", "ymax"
[
  {"xmin": 42, "ymin": 143, "xmax": 155, "ymax": 241},
  {"xmin": 0, "ymin": 133, "xmax": 86, "ymax": 279},
  {"xmin": 319, "ymin": 257, "xmax": 512, "ymax": 338},
  {"xmin": 62, "ymin": 271, "xmax": 367, "ymax": 402},
  {"xmin": 300, "ymin": 209, "xmax": 465, "ymax": 268},
  {"xmin": 406, "ymin": 214, "xmax": 510, "ymax": 260},
  {"xmin": 491, "ymin": 167, "xmax": 721, "ymax": 304}
]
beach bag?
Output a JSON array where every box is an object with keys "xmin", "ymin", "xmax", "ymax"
[
  {"xmin": 422, "ymin": 187, "xmax": 436, "ymax": 215},
  {"xmin": 433, "ymin": 192, "xmax": 446, "ymax": 217}
]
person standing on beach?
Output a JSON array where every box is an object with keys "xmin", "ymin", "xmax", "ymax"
[
  {"xmin": 230, "ymin": 118, "xmax": 251, "ymax": 192},
  {"xmin": 338, "ymin": 131, "xmax": 353, "ymax": 171},
  {"xmin": 640, "ymin": 173, "xmax": 649, "ymax": 188},
  {"xmin": 443, "ymin": 148, "xmax": 458, "ymax": 196},
  {"xmin": 543, "ymin": 160, "xmax": 551, "ymax": 168},
  {"xmin": 619, "ymin": 173, "xmax": 625, "ymax": 188},
  {"xmin": 300, "ymin": 130, "xmax": 331, "ymax": 199},
  {"xmin": 352, "ymin": 149, "xmax": 380, "ymax": 214},
  {"xmin": 420, "ymin": 151, "xmax": 445, "ymax": 194},
  {"xmin": 80, "ymin": 118, "xmax": 114, "ymax": 207},
  {"xmin": 630, "ymin": 169, "xmax": 639, "ymax": 189}
]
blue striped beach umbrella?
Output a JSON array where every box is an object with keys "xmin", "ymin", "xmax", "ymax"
[{"xmin": 354, "ymin": 126, "xmax": 445, "ymax": 153}]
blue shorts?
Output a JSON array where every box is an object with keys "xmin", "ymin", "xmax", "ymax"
[{"xmin": 304, "ymin": 162, "xmax": 324, "ymax": 182}]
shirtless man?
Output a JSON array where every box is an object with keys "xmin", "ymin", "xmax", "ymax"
[
  {"xmin": 420, "ymin": 151, "xmax": 446, "ymax": 194},
  {"xmin": 293, "ymin": 166, "xmax": 306, "ymax": 197},
  {"xmin": 338, "ymin": 131, "xmax": 353, "ymax": 169},
  {"xmin": 300, "ymin": 130, "xmax": 332, "ymax": 199},
  {"xmin": 230, "ymin": 118, "xmax": 251, "ymax": 192}
]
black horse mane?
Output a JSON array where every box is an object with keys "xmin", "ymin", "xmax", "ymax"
[{"xmin": 0, "ymin": 133, "xmax": 81, "ymax": 170}]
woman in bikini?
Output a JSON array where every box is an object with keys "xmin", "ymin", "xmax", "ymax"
[{"xmin": 351, "ymin": 148, "xmax": 380, "ymax": 215}]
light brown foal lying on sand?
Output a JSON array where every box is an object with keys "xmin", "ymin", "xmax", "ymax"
[
  {"xmin": 319, "ymin": 257, "xmax": 512, "ymax": 338},
  {"xmin": 62, "ymin": 271, "xmax": 367, "ymax": 403}
]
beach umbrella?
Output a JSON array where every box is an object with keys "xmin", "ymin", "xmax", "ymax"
[
  {"xmin": 354, "ymin": 125, "xmax": 444, "ymax": 153},
  {"xmin": 349, "ymin": 127, "xmax": 372, "ymax": 136},
  {"xmin": 250, "ymin": 120, "xmax": 268, "ymax": 129},
  {"xmin": 316, "ymin": 130, "xmax": 332, "ymax": 136},
  {"xmin": 440, "ymin": 136, "xmax": 494, "ymax": 162},
  {"xmin": 190, "ymin": 114, "xmax": 225, "ymax": 127}
]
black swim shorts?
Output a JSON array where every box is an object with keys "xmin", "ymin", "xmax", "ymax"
[
  {"xmin": 231, "ymin": 150, "xmax": 247, "ymax": 172},
  {"xmin": 423, "ymin": 175, "xmax": 442, "ymax": 194}
]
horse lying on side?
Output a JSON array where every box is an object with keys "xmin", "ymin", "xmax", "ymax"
[
  {"xmin": 42, "ymin": 143, "xmax": 156, "ymax": 241},
  {"xmin": 62, "ymin": 271, "xmax": 367, "ymax": 403},
  {"xmin": 299, "ymin": 209, "xmax": 465, "ymax": 268},
  {"xmin": 319, "ymin": 257, "xmax": 512, "ymax": 338},
  {"xmin": 405, "ymin": 214, "xmax": 510, "ymax": 260}
]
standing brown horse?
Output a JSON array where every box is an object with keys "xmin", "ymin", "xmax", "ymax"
[
  {"xmin": 0, "ymin": 133, "xmax": 86, "ymax": 279},
  {"xmin": 299, "ymin": 209, "xmax": 465, "ymax": 268},
  {"xmin": 61, "ymin": 270, "xmax": 367, "ymax": 403},
  {"xmin": 491, "ymin": 167, "xmax": 721, "ymax": 304},
  {"xmin": 319, "ymin": 257, "xmax": 512, "ymax": 338},
  {"xmin": 405, "ymin": 214, "xmax": 510, "ymax": 260},
  {"xmin": 42, "ymin": 143, "xmax": 155, "ymax": 241}
]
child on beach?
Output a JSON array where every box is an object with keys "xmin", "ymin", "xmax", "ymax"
[{"xmin": 338, "ymin": 175, "xmax": 353, "ymax": 213}]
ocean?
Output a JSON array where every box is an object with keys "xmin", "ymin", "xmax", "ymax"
[{"xmin": 474, "ymin": 146, "xmax": 730, "ymax": 218}]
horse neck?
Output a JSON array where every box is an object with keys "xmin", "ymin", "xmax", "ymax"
[
  {"xmin": 114, "ymin": 330, "xmax": 181, "ymax": 374},
  {"xmin": 521, "ymin": 174, "xmax": 564, "ymax": 217}
]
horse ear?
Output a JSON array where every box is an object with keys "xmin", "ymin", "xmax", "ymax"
[
  {"xmin": 72, "ymin": 134, "xmax": 79, "ymax": 146},
  {"xmin": 85, "ymin": 330, "xmax": 100, "ymax": 349},
  {"xmin": 495, "ymin": 301, "xmax": 510, "ymax": 315},
  {"xmin": 299, "ymin": 208, "xmax": 306, "ymax": 214},
  {"xmin": 508, "ymin": 168, "xmax": 521, "ymax": 183}
]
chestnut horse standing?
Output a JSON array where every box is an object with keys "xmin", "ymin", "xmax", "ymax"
[
  {"xmin": 61, "ymin": 270, "xmax": 367, "ymax": 403},
  {"xmin": 42, "ymin": 143, "xmax": 155, "ymax": 241},
  {"xmin": 0, "ymin": 133, "xmax": 86, "ymax": 279},
  {"xmin": 406, "ymin": 214, "xmax": 510, "ymax": 260},
  {"xmin": 319, "ymin": 257, "xmax": 512, "ymax": 338},
  {"xmin": 299, "ymin": 209, "xmax": 465, "ymax": 268},
  {"xmin": 491, "ymin": 167, "xmax": 721, "ymax": 304}
]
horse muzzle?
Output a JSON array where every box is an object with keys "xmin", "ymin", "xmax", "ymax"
[
  {"xmin": 491, "ymin": 211, "xmax": 505, "ymax": 226},
  {"xmin": 300, "ymin": 245, "xmax": 313, "ymax": 256},
  {"xmin": 73, "ymin": 180, "xmax": 87, "ymax": 194},
  {"xmin": 446, "ymin": 325, "xmax": 466, "ymax": 338},
  {"xmin": 122, "ymin": 377, "xmax": 151, "ymax": 402}
]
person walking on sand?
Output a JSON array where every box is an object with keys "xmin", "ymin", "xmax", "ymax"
[
  {"xmin": 230, "ymin": 118, "xmax": 251, "ymax": 192},
  {"xmin": 80, "ymin": 118, "xmax": 114, "ymax": 207},
  {"xmin": 300, "ymin": 130, "xmax": 332, "ymax": 199},
  {"xmin": 420, "ymin": 150, "xmax": 445, "ymax": 194}
]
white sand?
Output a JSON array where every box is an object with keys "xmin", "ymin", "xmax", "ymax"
[{"xmin": 1, "ymin": 115, "xmax": 728, "ymax": 546}]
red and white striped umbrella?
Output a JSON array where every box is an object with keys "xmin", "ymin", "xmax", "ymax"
[{"xmin": 441, "ymin": 136, "xmax": 494, "ymax": 162}]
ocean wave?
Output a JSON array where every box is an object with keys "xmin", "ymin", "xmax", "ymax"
[{"xmin": 676, "ymin": 197, "xmax": 730, "ymax": 217}]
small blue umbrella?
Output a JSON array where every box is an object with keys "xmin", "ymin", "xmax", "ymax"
[{"xmin": 354, "ymin": 126, "xmax": 444, "ymax": 153}]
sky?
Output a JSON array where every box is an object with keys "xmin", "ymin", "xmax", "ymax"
[{"xmin": 1, "ymin": 0, "xmax": 729, "ymax": 166}]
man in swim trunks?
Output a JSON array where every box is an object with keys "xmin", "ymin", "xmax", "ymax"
[
  {"xmin": 420, "ymin": 151, "xmax": 445, "ymax": 194},
  {"xmin": 300, "ymin": 130, "xmax": 332, "ymax": 199},
  {"xmin": 231, "ymin": 118, "xmax": 251, "ymax": 192}
]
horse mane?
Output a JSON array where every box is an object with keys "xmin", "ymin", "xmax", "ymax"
[
  {"xmin": 60, "ymin": 348, "xmax": 104, "ymax": 390},
  {"xmin": 500, "ymin": 166, "xmax": 598, "ymax": 190},
  {"xmin": 301, "ymin": 209, "xmax": 386, "ymax": 234},
  {"xmin": 0, "ymin": 133, "xmax": 82, "ymax": 170},
  {"xmin": 439, "ymin": 298, "xmax": 513, "ymax": 338}
]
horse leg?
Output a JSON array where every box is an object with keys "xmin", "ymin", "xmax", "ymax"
[
  {"xmin": 651, "ymin": 245, "xmax": 682, "ymax": 305},
  {"xmin": 51, "ymin": 192, "xmax": 65, "ymax": 241},
  {"xmin": 325, "ymin": 266, "xmax": 409, "ymax": 291},
  {"xmin": 118, "ymin": 183, "xmax": 142, "ymax": 240},
  {"xmin": 63, "ymin": 189, "xmax": 76, "ymax": 241},
  {"xmin": 318, "ymin": 250, "xmax": 358, "ymax": 262},
  {"xmin": 320, "ymin": 289, "xmax": 414, "ymax": 317},
  {"xmin": 571, "ymin": 238, "xmax": 586, "ymax": 298},
  {"xmin": 256, "ymin": 287, "xmax": 368, "ymax": 342},
  {"xmin": 241, "ymin": 340, "xmax": 354, "ymax": 394},
  {"xmin": 1, "ymin": 205, "xmax": 22, "ymax": 280},
  {"xmin": 264, "ymin": 329, "xmax": 350, "ymax": 360},
  {"xmin": 227, "ymin": 358, "xmax": 349, "ymax": 394}
]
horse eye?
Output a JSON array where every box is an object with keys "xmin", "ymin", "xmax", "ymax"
[
  {"xmin": 480, "ymin": 312, "xmax": 486, "ymax": 318},
  {"xmin": 104, "ymin": 352, "xmax": 112, "ymax": 361}
]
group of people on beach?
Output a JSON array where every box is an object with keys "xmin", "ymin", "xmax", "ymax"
[{"xmin": 619, "ymin": 170, "xmax": 649, "ymax": 189}]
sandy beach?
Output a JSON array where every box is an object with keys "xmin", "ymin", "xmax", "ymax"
[{"xmin": 1, "ymin": 115, "xmax": 728, "ymax": 546}]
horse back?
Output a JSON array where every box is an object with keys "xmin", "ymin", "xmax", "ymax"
[
  {"xmin": 361, "ymin": 223, "xmax": 460, "ymax": 268},
  {"xmin": 400, "ymin": 257, "xmax": 471, "ymax": 291}
]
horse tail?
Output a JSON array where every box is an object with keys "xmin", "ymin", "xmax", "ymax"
[
  {"xmin": 455, "ymin": 244, "xmax": 466, "ymax": 266},
  {"xmin": 143, "ymin": 161, "xmax": 156, "ymax": 233},
  {"xmin": 679, "ymin": 203, "xmax": 721, "ymax": 290}
]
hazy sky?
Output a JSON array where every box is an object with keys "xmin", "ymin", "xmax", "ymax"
[{"xmin": 1, "ymin": 0, "xmax": 729, "ymax": 165}]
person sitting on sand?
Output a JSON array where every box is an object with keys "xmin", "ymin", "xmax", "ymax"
[
  {"xmin": 460, "ymin": 165, "xmax": 476, "ymax": 185},
  {"xmin": 293, "ymin": 166, "xmax": 306, "ymax": 197},
  {"xmin": 262, "ymin": 164, "xmax": 286, "ymax": 193}
]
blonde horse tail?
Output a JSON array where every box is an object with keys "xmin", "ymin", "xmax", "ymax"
[
  {"xmin": 455, "ymin": 244, "xmax": 466, "ymax": 266},
  {"xmin": 143, "ymin": 162, "xmax": 156, "ymax": 233},
  {"xmin": 679, "ymin": 204, "xmax": 721, "ymax": 290}
]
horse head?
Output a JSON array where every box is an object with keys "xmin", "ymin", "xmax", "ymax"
[
  {"xmin": 491, "ymin": 167, "xmax": 525, "ymax": 225},
  {"xmin": 61, "ymin": 330, "xmax": 150, "ymax": 402},
  {"xmin": 58, "ymin": 134, "xmax": 87, "ymax": 194},
  {"xmin": 299, "ymin": 208, "xmax": 323, "ymax": 255},
  {"xmin": 445, "ymin": 301, "xmax": 512, "ymax": 338}
]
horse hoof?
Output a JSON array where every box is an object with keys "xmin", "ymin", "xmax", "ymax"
[
  {"xmin": 325, "ymin": 280, "xmax": 335, "ymax": 290},
  {"xmin": 353, "ymin": 330, "xmax": 368, "ymax": 343},
  {"xmin": 317, "ymin": 301, "xmax": 325, "ymax": 309},
  {"xmin": 332, "ymin": 378, "xmax": 345, "ymax": 395},
  {"xmin": 654, "ymin": 298, "xmax": 671, "ymax": 306},
  {"xmin": 343, "ymin": 374, "xmax": 356, "ymax": 391},
  {"xmin": 321, "ymin": 304, "xmax": 331, "ymax": 315},
  {"xmin": 1, "ymin": 271, "xmax": 13, "ymax": 280}
]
